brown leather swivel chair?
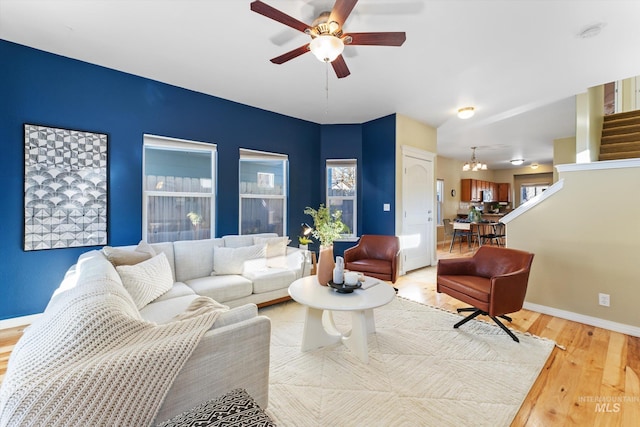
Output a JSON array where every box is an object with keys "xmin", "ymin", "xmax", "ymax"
[
  {"xmin": 436, "ymin": 245, "xmax": 534, "ymax": 342},
  {"xmin": 343, "ymin": 235, "xmax": 400, "ymax": 283}
]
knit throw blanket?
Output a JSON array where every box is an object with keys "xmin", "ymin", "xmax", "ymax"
[{"xmin": 0, "ymin": 279, "xmax": 226, "ymax": 427}]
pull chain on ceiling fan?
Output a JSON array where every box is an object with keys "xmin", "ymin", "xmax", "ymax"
[{"xmin": 250, "ymin": 0, "xmax": 407, "ymax": 78}]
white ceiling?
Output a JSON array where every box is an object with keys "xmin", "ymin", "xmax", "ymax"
[{"xmin": 2, "ymin": 0, "xmax": 640, "ymax": 169}]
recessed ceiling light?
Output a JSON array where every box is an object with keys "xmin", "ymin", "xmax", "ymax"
[
  {"xmin": 510, "ymin": 159, "xmax": 524, "ymax": 166},
  {"xmin": 457, "ymin": 107, "xmax": 475, "ymax": 119}
]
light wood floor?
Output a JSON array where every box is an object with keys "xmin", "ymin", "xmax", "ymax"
[{"xmin": 1, "ymin": 243, "xmax": 639, "ymax": 426}]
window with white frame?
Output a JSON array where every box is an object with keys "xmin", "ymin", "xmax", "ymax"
[
  {"xmin": 326, "ymin": 159, "xmax": 357, "ymax": 238},
  {"xmin": 239, "ymin": 149, "xmax": 288, "ymax": 235},
  {"xmin": 143, "ymin": 135, "xmax": 216, "ymax": 243},
  {"xmin": 436, "ymin": 179, "xmax": 444, "ymax": 225},
  {"xmin": 521, "ymin": 183, "xmax": 549, "ymax": 204}
]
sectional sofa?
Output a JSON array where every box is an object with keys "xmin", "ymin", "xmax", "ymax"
[{"xmin": 0, "ymin": 233, "xmax": 305, "ymax": 425}]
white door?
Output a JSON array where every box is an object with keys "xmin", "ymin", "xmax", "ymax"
[{"xmin": 401, "ymin": 149, "xmax": 434, "ymax": 273}]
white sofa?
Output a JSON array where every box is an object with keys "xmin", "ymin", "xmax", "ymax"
[
  {"xmin": 92, "ymin": 233, "xmax": 305, "ymax": 419},
  {"xmin": 3, "ymin": 233, "xmax": 305, "ymax": 424},
  {"xmin": 110, "ymin": 232, "xmax": 307, "ymax": 313}
]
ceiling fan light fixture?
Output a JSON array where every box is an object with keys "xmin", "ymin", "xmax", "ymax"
[
  {"xmin": 309, "ymin": 35, "xmax": 344, "ymax": 62},
  {"xmin": 510, "ymin": 159, "xmax": 525, "ymax": 166},
  {"xmin": 457, "ymin": 107, "xmax": 475, "ymax": 119}
]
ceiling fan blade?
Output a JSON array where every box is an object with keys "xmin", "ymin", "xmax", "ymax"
[
  {"xmin": 270, "ymin": 44, "xmax": 310, "ymax": 64},
  {"xmin": 331, "ymin": 55, "xmax": 351, "ymax": 79},
  {"xmin": 346, "ymin": 32, "xmax": 406, "ymax": 46},
  {"xmin": 250, "ymin": 1, "xmax": 310, "ymax": 33},
  {"xmin": 329, "ymin": 0, "xmax": 358, "ymax": 27}
]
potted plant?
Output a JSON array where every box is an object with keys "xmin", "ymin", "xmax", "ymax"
[
  {"xmin": 298, "ymin": 235, "xmax": 313, "ymax": 251},
  {"xmin": 303, "ymin": 204, "xmax": 347, "ymax": 248},
  {"xmin": 304, "ymin": 204, "xmax": 348, "ymax": 285}
]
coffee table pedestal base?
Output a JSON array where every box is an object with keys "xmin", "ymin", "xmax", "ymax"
[{"xmin": 301, "ymin": 307, "xmax": 375, "ymax": 363}]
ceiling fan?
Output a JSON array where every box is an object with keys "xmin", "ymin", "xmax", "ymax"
[{"xmin": 250, "ymin": 0, "xmax": 406, "ymax": 78}]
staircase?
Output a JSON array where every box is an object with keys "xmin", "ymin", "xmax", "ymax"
[{"xmin": 599, "ymin": 110, "xmax": 640, "ymax": 161}]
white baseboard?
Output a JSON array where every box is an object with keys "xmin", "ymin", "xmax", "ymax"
[
  {"xmin": 0, "ymin": 313, "xmax": 41, "ymax": 331},
  {"xmin": 523, "ymin": 302, "xmax": 640, "ymax": 338}
]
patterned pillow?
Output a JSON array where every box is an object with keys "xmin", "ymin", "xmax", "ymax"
[
  {"xmin": 116, "ymin": 252, "xmax": 173, "ymax": 309},
  {"xmin": 103, "ymin": 241, "xmax": 156, "ymax": 266},
  {"xmin": 156, "ymin": 388, "xmax": 275, "ymax": 427},
  {"xmin": 212, "ymin": 244, "xmax": 266, "ymax": 275},
  {"xmin": 253, "ymin": 236, "xmax": 290, "ymax": 258}
]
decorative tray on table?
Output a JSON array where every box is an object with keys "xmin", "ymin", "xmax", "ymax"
[{"xmin": 328, "ymin": 280, "xmax": 362, "ymax": 293}]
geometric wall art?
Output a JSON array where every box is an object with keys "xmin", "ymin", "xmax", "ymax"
[{"xmin": 24, "ymin": 124, "xmax": 108, "ymax": 251}]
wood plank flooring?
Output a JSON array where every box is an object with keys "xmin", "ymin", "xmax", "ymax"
[{"xmin": 1, "ymin": 243, "xmax": 639, "ymax": 426}]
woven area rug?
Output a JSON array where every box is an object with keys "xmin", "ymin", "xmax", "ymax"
[{"xmin": 259, "ymin": 296, "xmax": 554, "ymax": 427}]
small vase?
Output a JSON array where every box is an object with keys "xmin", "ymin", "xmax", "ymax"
[{"xmin": 317, "ymin": 245, "xmax": 335, "ymax": 286}]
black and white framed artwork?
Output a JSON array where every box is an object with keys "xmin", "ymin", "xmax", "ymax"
[{"xmin": 24, "ymin": 124, "xmax": 108, "ymax": 251}]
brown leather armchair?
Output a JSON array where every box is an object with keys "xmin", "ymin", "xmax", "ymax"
[
  {"xmin": 343, "ymin": 235, "xmax": 400, "ymax": 283},
  {"xmin": 436, "ymin": 245, "xmax": 534, "ymax": 342}
]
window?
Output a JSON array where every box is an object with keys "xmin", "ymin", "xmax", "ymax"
[
  {"xmin": 143, "ymin": 135, "xmax": 216, "ymax": 243},
  {"xmin": 239, "ymin": 149, "xmax": 288, "ymax": 235},
  {"xmin": 326, "ymin": 159, "xmax": 357, "ymax": 239},
  {"xmin": 436, "ymin": 179, "xmax": 444, "ymax": 225},
  {"xmin": 521, "ymin": 183, "xmax": 549, "ymax": 204}
]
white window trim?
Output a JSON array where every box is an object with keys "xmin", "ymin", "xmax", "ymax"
[
  {"xmin": 239, "ymin": 148, "xmax": 288, "ymax": 236},
  {"xmin": 326, "ymin": 158, "xmax": 358, "ymax": 241},
  {"xmin": 142, "ymin": 134, "xmax": 217, "ymax": 242}
]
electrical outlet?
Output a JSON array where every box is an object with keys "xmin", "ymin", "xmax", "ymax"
[{"xmin": 598, "ymin": 293, "xmax": 610, "ymax": 307}]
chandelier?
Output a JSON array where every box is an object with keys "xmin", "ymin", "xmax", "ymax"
[{"xmin": 462, "ymin": 147, "xmax": 487, "ymax": 171}]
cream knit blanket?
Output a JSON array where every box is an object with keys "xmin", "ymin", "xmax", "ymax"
[{"xmin": 0, "ymin": 278, "xmax": 226, "ymax": 427}]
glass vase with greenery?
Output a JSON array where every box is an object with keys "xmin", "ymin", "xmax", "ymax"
[{"xmin": 304, "ymin": 204, "xmax": 347, "ymax": 247}]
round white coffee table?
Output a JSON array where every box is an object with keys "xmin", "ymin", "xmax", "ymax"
[{"xmin": 288, "ymin": 275, "xmax": 396, "ymax": 363}]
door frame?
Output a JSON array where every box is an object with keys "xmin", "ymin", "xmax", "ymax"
[{"xmin": 399, "ymin": 145, "xmax": 437, "ymax": 274}]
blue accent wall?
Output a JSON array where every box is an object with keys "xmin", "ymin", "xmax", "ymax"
[
  {"xmin": 319, "ymin": 124, "xmax": 363, "ymax": 257},
  {"xmin": 362, "ymin": 115, "xmax": 397, "ymax": 235},
  {"xmin": 0, "ymin": 39, "xmax": 398, "ymax": 321}
]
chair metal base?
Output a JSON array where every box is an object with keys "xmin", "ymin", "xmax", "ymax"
[{"xmin": 454, "ymin": 307, "xmax": 519, "ymax": 342}]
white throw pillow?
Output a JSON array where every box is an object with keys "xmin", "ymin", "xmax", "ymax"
[
  {"xmin": 254, "ymin": 236, "xmax": 290, "ymax": 258},
  {"xmin": 116, "ymin": 252, "xmax": 173, "ymax": 309},
  {"xmin": 212, "ymin": 244, "xmax": 267, "ymax": 275},
  {"xmin": 102, "ymin": 240, "xmax": 156, "ymax": 266}
]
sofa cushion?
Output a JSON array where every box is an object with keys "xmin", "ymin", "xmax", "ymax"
[
  {"xmin": 173, "ymin": 239, "xmax": 224, "ymax": 282},
  {"xmin": 102, "ymin": 241, "xmax": 156, "ymax": 266},
  {"xmin": 186, "ymin": 275, "xmax": 253, "ymax": 303},
  {"xmin": 140, "ymin": 294, "xmax": 200, "ymax": 323},
  {"xmin": 212, "ymin": 244, "xmax": 266, "ymax": 275},
  {"xmin": 254, "ymin": 236, "xmax": 290, "ymax": 258},
  {"xmin": 151, "ymin": 282, "xmax": 196, "ymax": 303},
  {"xmin": 243, "ymin": 268, "xmax": 296, "ymax": 294},
  {"xmin": 116, "ymin": 253, "xmax": 174, "ymax": 309},
  {"xmin": 221, "ymin": 235, "xmax": 255, "ymax": 248},
  {"xmin": 150, "ymin": 242, "xmax": 177, "ymax": 280},
  {"xmin": 76, "ymin": 250, "xmax": 123, "ymax": 285},
  {"xmin": 222, "ymin": 233, "xmax": 278, "ymax": 248}
]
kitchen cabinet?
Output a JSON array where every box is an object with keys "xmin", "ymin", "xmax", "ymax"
[
  {"xmin": 490, "ymin": 182, "xmax": 498, "ymax": 201},
  {"xmin": 461, "ymin": 179, "xmax": 483, "ymax": 202},
  {"xmin": 461, "ymin": 179, "xmax": 509, "ymax": 202},
  {"xmin": 498, "ymin": 183, "xmax": 511, "ymax": 202},
  {"xmin": 461, "ymin": 179, "xmax": 472, "ymax": 202}
]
